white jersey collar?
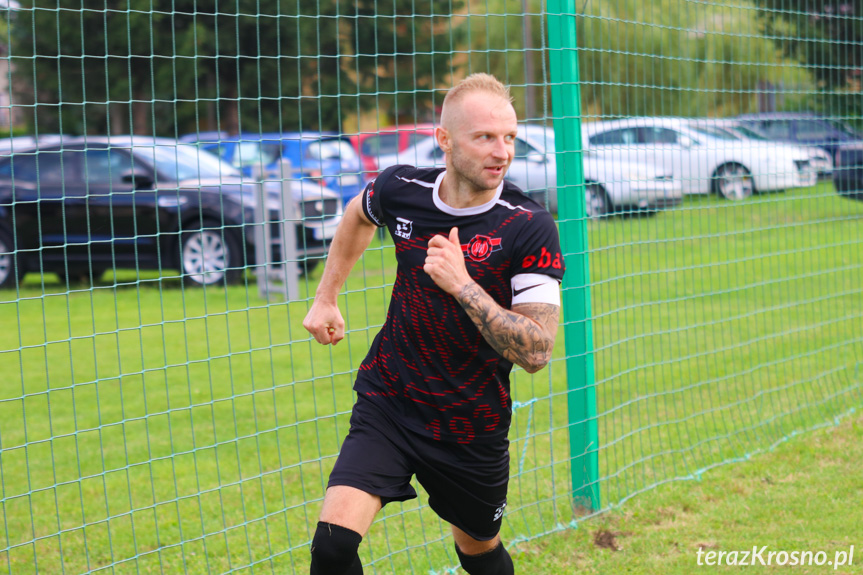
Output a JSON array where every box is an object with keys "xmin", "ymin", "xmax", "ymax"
[{"xmin": 432, "ymin": 170, "xmax": 503, "ymax": 216}]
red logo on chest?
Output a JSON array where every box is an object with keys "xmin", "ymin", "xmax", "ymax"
[{"xmin": 461, "ymin": 235, "xmax": 503, "ymax": 262}]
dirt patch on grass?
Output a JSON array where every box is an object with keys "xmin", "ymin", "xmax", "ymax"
[{"xmin": 593, "ymin": 529, "xmax": 630, "ymax": 551}]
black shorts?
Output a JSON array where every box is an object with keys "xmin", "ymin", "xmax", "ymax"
[{"xmin": 327, "ymin": 395, "xmax": 510, "ymax": 541}]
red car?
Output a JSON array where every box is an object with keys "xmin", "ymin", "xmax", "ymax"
[{"xmin": 352, "ymin": 123, "xmax": 436, "ymax": 182}]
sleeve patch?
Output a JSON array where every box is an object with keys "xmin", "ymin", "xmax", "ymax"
[{"xmin": 361, "ymin": 181, "xmax": 385, "ymax": 227}]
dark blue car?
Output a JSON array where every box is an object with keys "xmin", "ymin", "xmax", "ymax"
[
  {"xmin": 833, "ymin": 143, "xmax": 863, "ymax": 202},
  {"xmin": 735, "ymin": 112, "xmax": 863, "ymax": 165},
  {"xmin": 0, "ymin": 136, "xmax": 343, "ymax": 288},
  {"xmin": 191, "ymin": 132, "xmax": 364, "ymax": 205}
]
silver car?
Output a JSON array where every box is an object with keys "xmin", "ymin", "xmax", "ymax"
[
  {"xmin": 381, "ymin": 123, "xmax": 683, "ymax": 216},
  {"xmin": 703, "ymin": 119, "xmax": 833, "ymax": 178},
  {"xmin": 583, "ymin": 117, "xmax": 817, "ymax": 200}
]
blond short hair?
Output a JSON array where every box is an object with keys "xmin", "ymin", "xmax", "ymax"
[{"xmin": 443, "ymin": 73, "xmax": 513, "ymax": 109}]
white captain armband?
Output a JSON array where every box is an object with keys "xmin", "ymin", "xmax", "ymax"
[{"xmin": 510, "ymin": 273, "xmax": 561, "ymax": 306}]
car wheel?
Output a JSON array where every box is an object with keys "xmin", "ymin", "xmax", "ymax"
[
  {"xmin": 713, "ymin": 163, "xmax": 754, "ymax": 200},
  {"xmin": 178, "ymin": 222, "xmax": 242, "ymax": 287},
  {"xmin": 0, "ymin": 227, "xmax": 24, "ymax": 289},
  {"xmin": 585, "ymin": 183, "xmax": 611, "ymax": 217}
]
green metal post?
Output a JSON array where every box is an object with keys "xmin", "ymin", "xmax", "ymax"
[{"xmin": 546, "ymin": 0, "xmax": 600, "ymax": 511}]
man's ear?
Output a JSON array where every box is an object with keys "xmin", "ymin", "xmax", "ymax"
[{"xmin": 436, "ymin": 126, "xmax": 451, "ymax": 154}]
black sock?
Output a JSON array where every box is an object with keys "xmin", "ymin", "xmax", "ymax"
[
  {"xmin": 310, "ymin": 521, "xmax": 364, "ymax": 575},
  {"xmin": 455, "ymin": 541, "xmax": 514, "ymax": 575}
]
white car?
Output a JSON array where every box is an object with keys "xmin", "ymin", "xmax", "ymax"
[
  {"xmin": 705, "ymin": 119, "xmax": 833, "ymax": 178},
  {"xmin": 583, "ymin": 117, "xmax": 817, "ymax": 200},
  {"xmin": 381, "ymin": 123, "xmax": 683, "ymax": 217}
]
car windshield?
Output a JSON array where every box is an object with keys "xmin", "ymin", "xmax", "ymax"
[
  {"xmin": 307, "ymin": 139, "xmax": 358, "ymax": 162},
  {"xmin": 518, "ymin": 124, "xmax": 555, "ymax": 154},
  {"xmin": 525, "ymin": 130, "xmax": 555, "ymax": 153},
  {"xmin": 362, "ymin": 134, "xmax": 400, "ymax": 156},
  {"xmin": 688, "ymin": 125, "xmax": 739, "ymax": 141},
  {"xmin": 728, "ymin": 125, "xmax": 769, "ymax": 140},
  {"xmin": 797, "ymin": 119, "xmax": 860, "ymax": 140},
  {"xmin": 833, "ymin": 121, "xmax": 861, "ymax": 137},
  {"xmin": 134, "ymin": 144, "xmax": 241, "ymax": 181},
  {"xmin": 232, "ymin": 141, "xmax": 282, "ymax": 168}
]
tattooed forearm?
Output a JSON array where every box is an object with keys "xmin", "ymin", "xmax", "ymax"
[{"xmin": 457, "ymin": 281, "xmax": 560, "ymax": 373}]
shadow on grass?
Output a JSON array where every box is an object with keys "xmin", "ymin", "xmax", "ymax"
[{"xmin": 16, "ymin": 263, "xmax": 325, "ymax": 295}]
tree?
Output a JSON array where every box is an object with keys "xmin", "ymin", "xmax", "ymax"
[
  {"xmin": 9, "ymin": 2, "xmax": 197, "ymax": 135},
  {"xmin": 464, "ymin": 0, "xmax": 551, "ymax": 122},
  {"xmin": 8, "ymin": 1, "xmax": 464, "ymax": 135},
  {"xmin": 350, "ymin": 0, "xmax": 466, "ymax": 125},
  {"xmin": 755, "ymin": 0, "xmax": 863, "ymax": 116},
  {"xmin": 466, "ymin": 0, "xmax": 814, "ymax": 122}
]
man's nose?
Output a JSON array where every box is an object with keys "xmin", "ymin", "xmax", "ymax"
[{"xmin": 491, "ymin": 137, "xmax": 510, "ymax": 159}]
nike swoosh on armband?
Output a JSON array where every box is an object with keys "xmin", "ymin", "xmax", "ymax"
[{"xmin": 512, "ymin": 284, "xmax": 543, "ymax": 297}]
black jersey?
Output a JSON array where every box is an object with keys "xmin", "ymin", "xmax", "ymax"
[{"xmin": 356, "ymin": 166, "xmax": 564, "ymax": 444}]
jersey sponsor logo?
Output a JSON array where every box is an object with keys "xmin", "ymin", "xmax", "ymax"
[
  {"xmin": 521, "ymin": 246, "xmax": 562, "ymax": 269},
  {"xmin": 395, "ymin": 217, "xmax": 413, "ymax": 239},
  {"xmin": 461, "ymin": 234, "xmax": 503, "ymax": 262}
]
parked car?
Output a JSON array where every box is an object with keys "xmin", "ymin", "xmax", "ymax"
[
  {"xmin": 374, "ymin": 126, "xmax": 552, "ymax": 204},
  {"xmin": 583, "ymin": 117, "xmax": 816, "ymax": 200},
  {"xmin": 701, "ymin": 119, "xmax": 833, "ymax": 178},
  {"xmin": 378, "ymin": 123, "xmax": 683, "ymax": 216},
  {"xmin": 177, "ymin": 130, "xmax": 229, "ymax": 144},
  {"xmin": 832, "ymin": 142, "xmax": 863, "ymax": 202},
  {"xmin": 0, "ymin": 134, "xmax": 66, "ymax": 155},
  {"xmin": 515, "ymin": 124, "xmax": 683, "ymax": 215},
  {"xmin": 351, "ymin": 123, "xmax": 435, "ymax": 182},
  {"xmin": 735, "ymin": 112, "xmax": 863, "ymax": 167},
  {"xmin": 0, "ymin": 136, "xmax": 343, "ymax": 288},
  {"xmin": 192, "ymin": 132, "xmax": 364, "ymax": 206},
  {"xmin": 582, "ymin": 152, "xmax": 683, "ymax": 217}
]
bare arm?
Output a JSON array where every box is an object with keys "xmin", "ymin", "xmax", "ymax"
[
  {"xmin": 457, "ymin": 286, "xmax": 560, "ymax": 373},
  {"xmin": 303, "ymin": 195, "xmax": 378, "ymax": 345},
  {"xmin": 424, "ymin": 227, "xmax": 560, "ymax": 373}
]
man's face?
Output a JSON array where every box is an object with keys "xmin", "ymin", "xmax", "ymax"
[{"xmin": 439, "ymin": 92, "xmax": 518, "ymax": 194}]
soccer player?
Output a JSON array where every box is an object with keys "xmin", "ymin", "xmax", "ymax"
[{"xmin": 303, "ymin": 73, "xmax": 564, "ymax": 575}]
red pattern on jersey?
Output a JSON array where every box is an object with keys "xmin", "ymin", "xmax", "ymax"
[{"xmin": 355, "ymin": 167, "xmax": 564, "ymax": 443}]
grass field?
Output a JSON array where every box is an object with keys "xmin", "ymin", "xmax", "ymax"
[
  {"xmin": 513, "ymin": 412, "xmax": 863, "ymax": 575},
  {"xmin": 0, "ymin": 180, "xmax": 861, "ymax": 573}
]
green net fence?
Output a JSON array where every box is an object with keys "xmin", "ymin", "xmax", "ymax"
[{"xmin": 1, "ymin": 1, "xmax": 862, "ymax": 573}]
